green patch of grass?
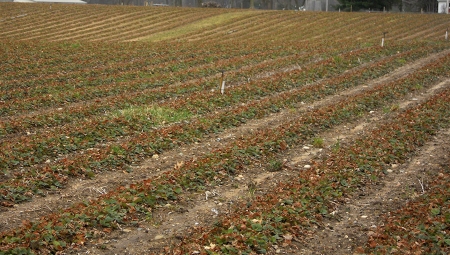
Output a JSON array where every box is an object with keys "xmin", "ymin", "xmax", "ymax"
[
  {"xmin": 110, "ymin": 105, "xmax": 192, "ymax": 125},
  {"xmin": 141, "ymin": 11, "xmax": 252, "ymax": 42},
  {"xmin": 61, "ymin": 42, "xmax": 82, "ymax": 49}
]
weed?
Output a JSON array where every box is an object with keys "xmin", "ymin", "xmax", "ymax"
[
  {"xmin": 288, "ymin": 106, "xmax": 297, "ymax": 113},
  {"xmin": 333, "ymin": 55, "xmax": 343, "ymax": 64},
  {"xmin": 312, "ymin": 137, "xmax": 324, "ymax": 148},
  {"xmin": 332, "ymin": 138, "xmax": 341, "ymax": 153},
  {"xmin": 397, "ymin": 58, "xmax": 407, "ymax": 64},
  {"xmin": 414, "ymin": 83, "xmax": 424, "ymax": 90},
  {"xmin": 383, "ymin": 104, "xmax": 400, "ymax": 113},
  {"xmin": 61, "ymin": 42, "xmax": 82, "ymax": 49},
  {"xmin": 267, "ymin": 159, "xmax": 283, "ymax": 172},
  {"xmin": 247, "ymin": 181, "xmax": 257, "ymax": 197}
]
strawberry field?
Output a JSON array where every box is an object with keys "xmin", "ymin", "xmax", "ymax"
[{"xmin": 1, "ymin": 3, "xmax": 449, "ymax": 254}]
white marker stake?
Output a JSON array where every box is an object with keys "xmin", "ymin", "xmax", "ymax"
[
  {"xmin": 221, "ymin": 81, "xmax": 225, "ymax": 94},
  {"xmin": 446, "ymin": 28, "xmax": 448, "ymax": 41}
]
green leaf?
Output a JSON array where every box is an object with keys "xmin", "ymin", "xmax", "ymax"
[
  {"xmin": 174, "ymin": 186, "xmax": 183, "ymax": 194},
  {"xmin": 274, "ymin": 216, "xmax": 283, "ymax": 222},
  {"xmin": 251, "ymin": 223, "xmax": 263, "ymax": 232},
  {"xmin": 431, "ymin": 207, "xmax": 440, "ymax": 216}
]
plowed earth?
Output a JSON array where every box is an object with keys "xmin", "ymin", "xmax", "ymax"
[
  {"xmin": 65, "ymin": 52, "xmax": 450, "ymax": 255},
  {"xmin": 1, "ymin": 3, "xmax": 450, "ymax": 255},
  {"xmin": 2, "ymin": 49, "xmax": 448, "ymax": 255}
]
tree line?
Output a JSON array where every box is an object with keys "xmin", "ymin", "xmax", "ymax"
[
  {"xmin": 336, "ymin": 0, "xmax": 438, "ymax": 12},
  {"xmin": 86, "ymin": 0, "xmax": 438, "ymax": 12}
]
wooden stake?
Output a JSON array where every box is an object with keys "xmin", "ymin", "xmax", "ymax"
[{"xmin": 381, "ymin": 32, "xmax": 388, "ymax": 47}]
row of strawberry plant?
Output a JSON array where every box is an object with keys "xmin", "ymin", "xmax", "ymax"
[
  {"xmin": 0, "ymin": 44, "xmax": 378, "ymax": 194},
  {"xmin": 0, "ymin": 40, "xmax": 313, "ymax": 116},
  {"xmin": 0, "ymin": 4, "xmax": 95, "ymax": 37},
  {"xmin": 206, "ymin": 13, "xmax": 416, "ymax": 46},
  {"xmin": 4, "ymin": 8, "xmax": 446, "ymax": 99},
  {"xmin": 210, "ymin": 15, "xmax": 314, "ymax": 45},
  {"xmin": 177, "ymin": 87, "xmax": 450, "ymax": 255},
  {"xmin": 92, "ymin": 9, "xmax": 218, "ymax": 42},
  {"xmin": 0, "ymin": 44, "xmax": 419, "ymax": 177},
  {"xmin": 3, "ymin": 5, "xmax": 450, "ymax": 44},
  {"xmin": 0, "ymin": 40, "xmax": 343, "ymax": 135},
  {"xmin": 1, "ymin": 39, "xmax": 263, "ymax": 97},
  {"xmin": 0, "ymin": 5, "xmax": 153, "ymax": 40},
  {"xmin": 174, "ymin": 12, "xmax": 265, "ymax": 43},
  {"xmin": 3, "ymin": 35, "xmax": 264, "ymax": 86},
  {"xmin": 8, "ymin": 7, "xmax": 136, "ymax": 41},
  {"xmin": 205, "ymin": 11, "xmax": 340, "ymax": 44},
  {"xmin": 1, "ymin": 46, "xmax": 448, "ymax": 254},
  {"xmin": 55, "ymin": 9, "xmax": 220, "ymax": 42},
  {"xmin": 14, "ymin": 7, "xmax": 228, "ymax": 42},
  {"xmin": 0, "ymin": 38, "xmax": 374, "ymax": 134},
  {"xmin": 0, "ymin": 44, "xmax": 443, "ymax": 206},
  {"xmin": 391, "ymin": 14, "xmax": 446, "ymax": 40},
  {"xmin": 26, "ymin": 9, "xmax": 165, "ymax": 41},
  {"xmin": 98, "ymin": 8, "xmax": 244, "ymax": 42}
]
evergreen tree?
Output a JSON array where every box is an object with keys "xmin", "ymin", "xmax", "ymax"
[{"xmin": 337, "ymin": 0, "xmax": 398, "ymax": 11}]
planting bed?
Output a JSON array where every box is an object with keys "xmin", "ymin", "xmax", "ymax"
[{"xmin": 1, "ymin": 3, "xmax": 449, "ymax": 255}]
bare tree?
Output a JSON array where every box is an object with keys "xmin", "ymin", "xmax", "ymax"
[
  {"xmin": 400, "ymin": 0, "xmax": 437, "ymax": 12},
  {"xmin": 418, "ymin": 0, "xmax": 437, "ymax": 12},
  {"xmin": 260, "ymin": 0, "xmax": 273, "ymax": 9}
]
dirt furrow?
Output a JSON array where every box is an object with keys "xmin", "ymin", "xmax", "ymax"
[
  {"xmin": 297, "ymin": 126, "xmax": 450, "ymax": 255},
  {"xmin": 0, "ymin": 50, "xmax": 446, "ymax": 235}
]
